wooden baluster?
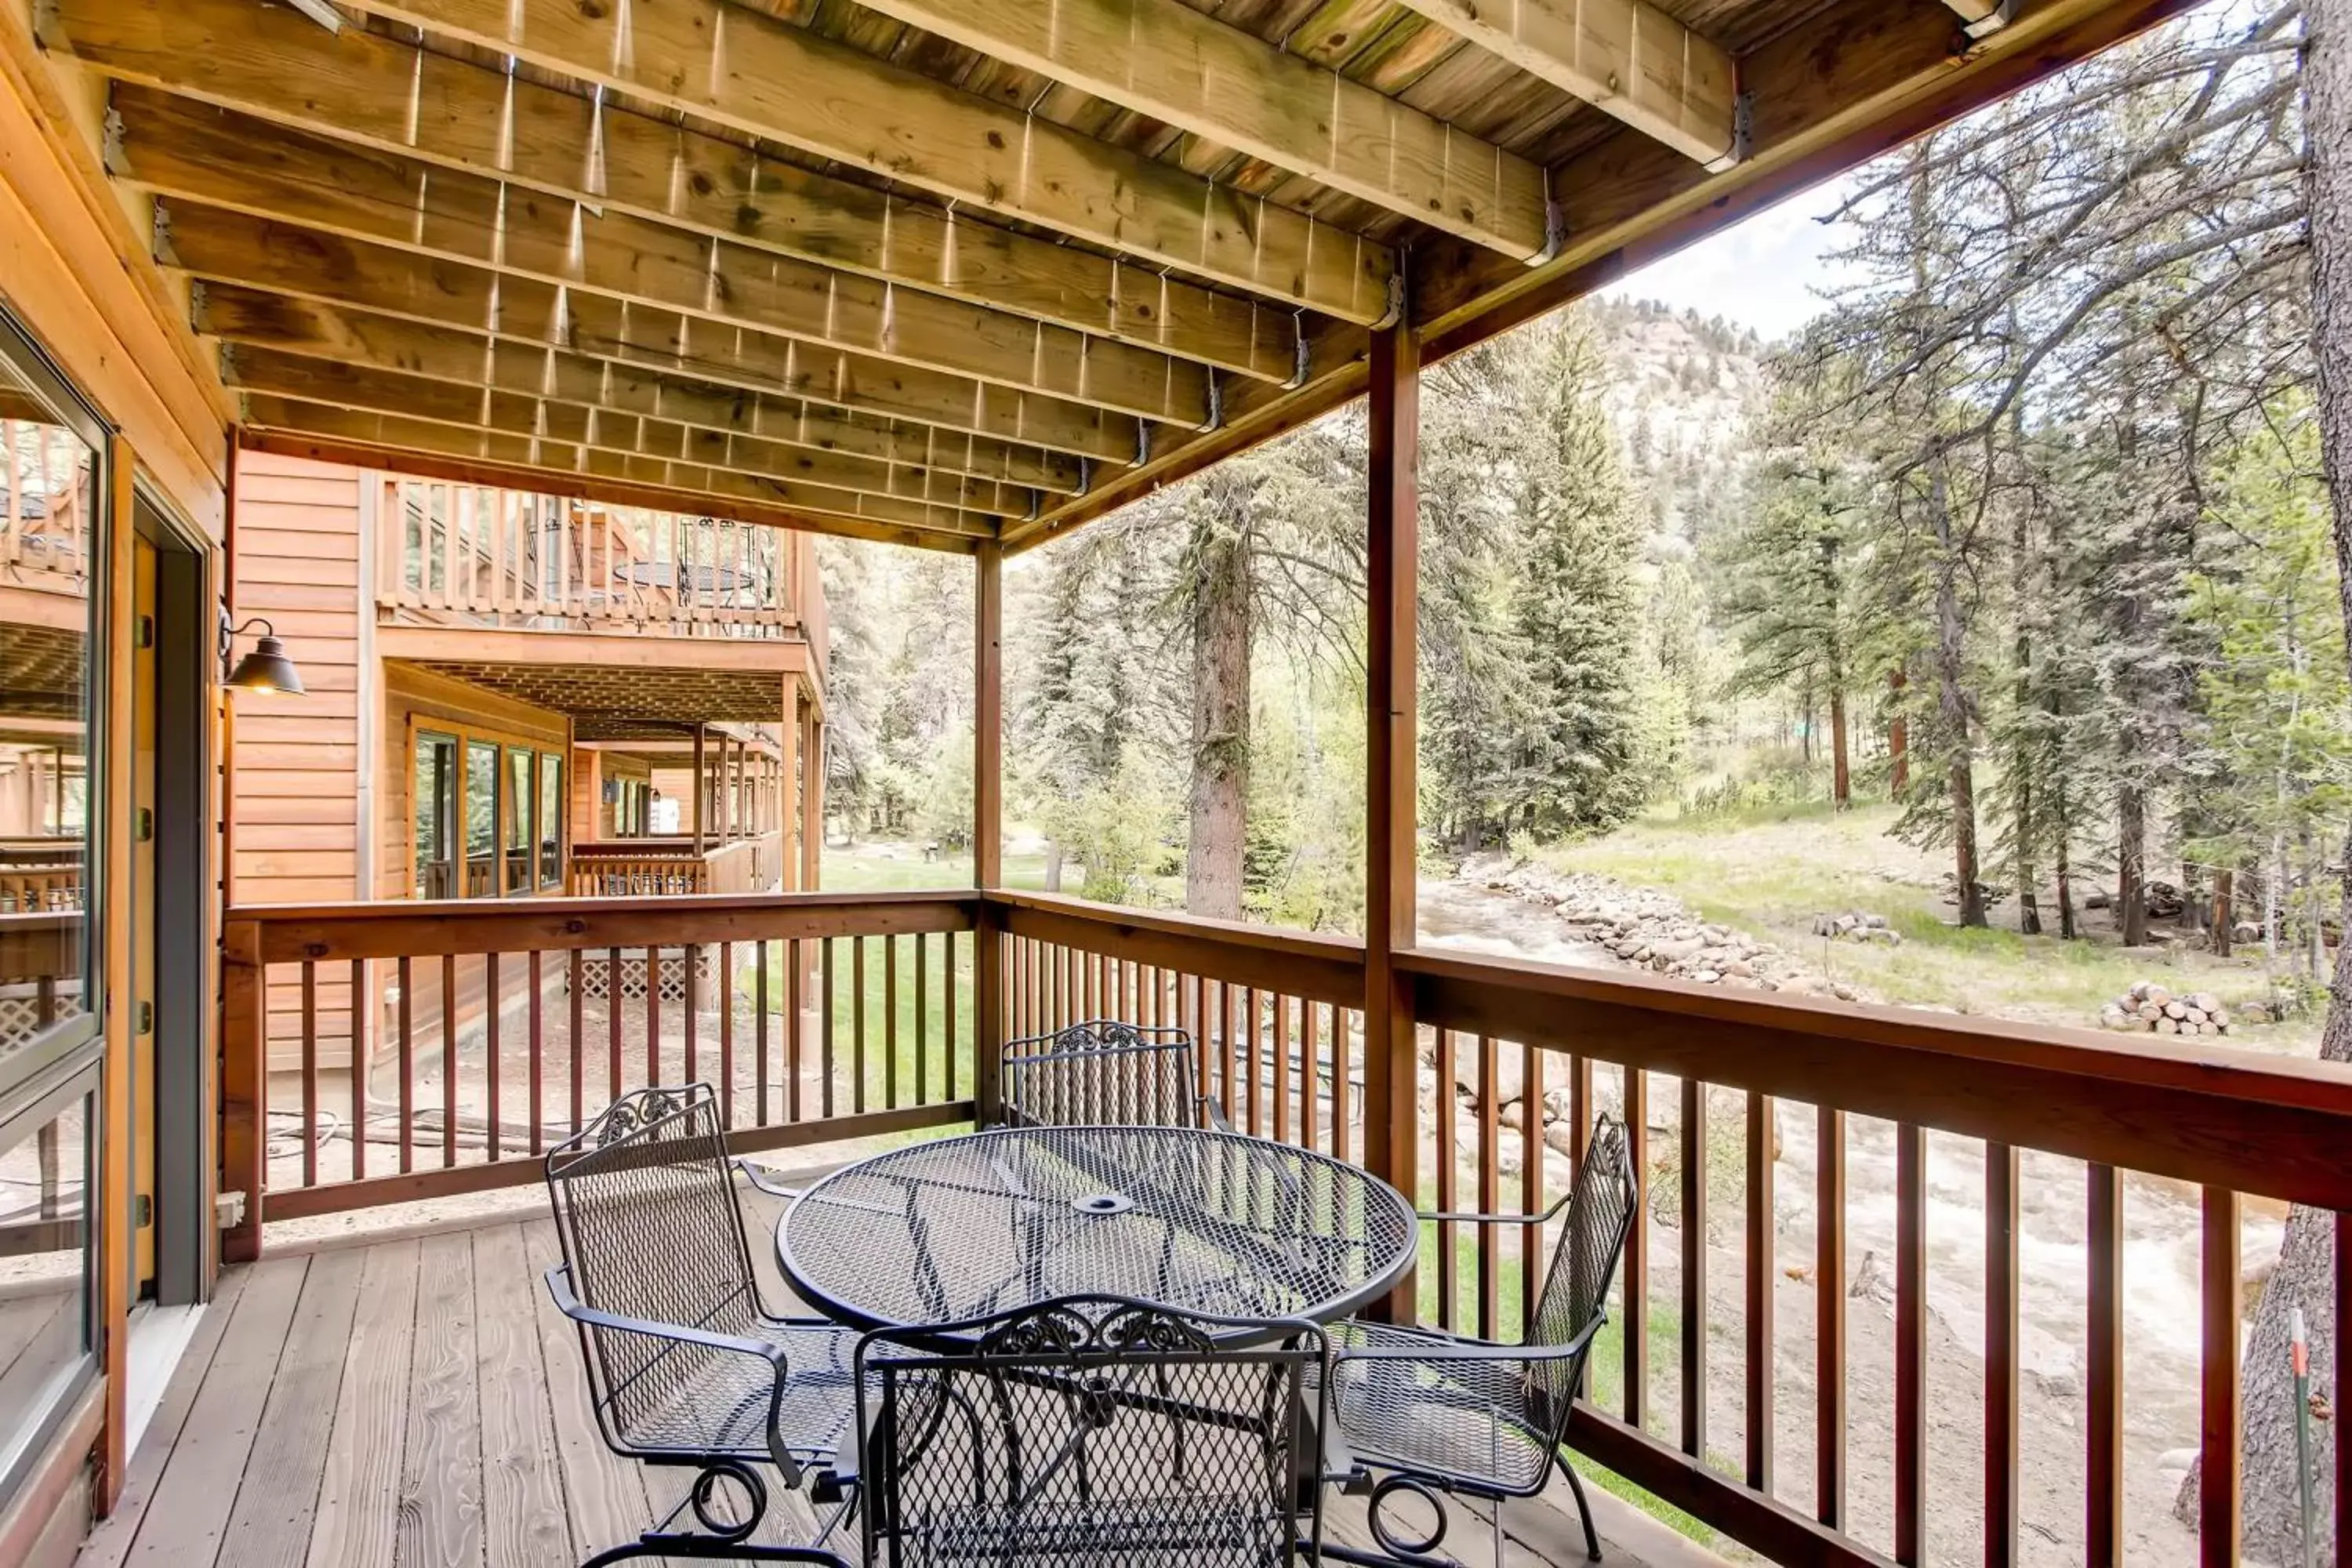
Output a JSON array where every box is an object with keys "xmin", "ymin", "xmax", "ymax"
[
  {"xmin": 821, "ymin": 937, "xmax": 837, "ymax": 1118},
  {"xmin": 568, "ymin": 949, "xmax": 584, "ymax": 1138},
  {"xmin": 1436, "ymin": 1027, "xmax": 1458, "ymax": 1333},
  {"xmin": 884, "ymin": 935, "xmax": 900, "ymax": 1109},
  {"xmin": 684, "ymin": 943, "xmax": 701, "ymax": 1084},
  {"xmin": 1985, "ymin": 1139, "xmax": 2019, "ymax": 1568},
  {"xmin": 853, "ymin": 935, "xmax": 869, "ymax": 1115},
  {"xmin": 1334, "ymin": 1007, "xmax": 1352, "ymax": 1166},
  {"xmin": 648, "ymin": 944, "xmax": 664, "ymax": 1088},
  {"xmin": 350, "ymin": 960, "xmax": 367, "ymax": 1181},
  {"xmin": 1820, "ymin": 1104, "xmax": 1846, "ymax": 1527},
  {"xmin": 789, "ymin": 937, "xmax": 806, "ymax": 1121},
  {"xmin": 2338, "ymin": 1212, "xmax": 2349, "ymax": 1565},
  {"xmin": 1219, "ymin": 983, "xmax": 1236, "ymax": 1116},
  {"xmin": 946, "ymin": 931, "xmax": 959, "ymax": 1103},
  {"xmin": 300, "ymin": 962, "xmax": 319, "ymax": 1189},
  {"xmin": 719, "ymin": 942, "xmax": 735, "ymax": 1127},
  {"xmin": 1300, "ymin": 1003, "xmax": 1319, "ymax": 1154},
  {"xmin": 397, "ymin": 956, "xmax": 414, "ymax": 1174},
  {"xmin": 1477, "ymin": 1033, "xmax": 1501, "ymax": 1340},
  {"xmin": 1273, "ymin": 996, "xmax": 1293, "ymax": 1146},
  {"xmin": 485, "ymin": 953, "xmax": 502, "ymax": 1161},
  {"xmin": 607, "ymin": 948, "xmax": 624, "ymax": 1103},
  {"xmin": 1748, "ymin": 1092, "xmax": 1776, "ymax": 1494},
  {"xmin": 527, "ymin": 952, "xmax": 544, "ymax": 1156},
  {"xmin": 757, "ymin": 941, "xmax": 771, "ymax": 1124},
  {"xmin": 1522, "ymin": 1041, "xmax": 1544, "ymax": 1335},
  {"xmin": 1242, "ymin": 985, "xmax": 1259, "ymax": 1134},
  {"xmin": 1683, "ymin": 1076, "xmax": 1707, "ymax": 1461},
  {"xmin": 916, "ymin": 932, "xmax": 930, "ymax": 1105},
  {"xmin": 2088, "ymin": 1163, "xmax": 2125, "ymax": 1568},
  {"xmin": 441, "ymin": 954, "xmax": 459, "ymax": 1167},
  {"xmin": 1625, "ymin": 1067, "xmax": 1649, "ymax": 1429},
  {"xmin": 2201, "ymin": 1186, "xmax": 2242, "ymax": 1568},
  {"xmin": 1896, "ymin": 1122, "xmax": 1926, "ymax": 1566}
]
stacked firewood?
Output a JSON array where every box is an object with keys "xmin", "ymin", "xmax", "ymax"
[{"xmin": 2099, "ymin": 982, "xmax": 2230, "ymax": 1036}]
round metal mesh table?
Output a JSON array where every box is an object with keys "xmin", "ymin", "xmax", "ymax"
[{"xmin": 778, "ymin": 1127, "xmax": 1417, "ymax": 1336}]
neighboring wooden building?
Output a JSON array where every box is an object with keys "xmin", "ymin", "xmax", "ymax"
[{"xmin": 227, "ymin": 450, "xmax": 828, "ymax": 1068}]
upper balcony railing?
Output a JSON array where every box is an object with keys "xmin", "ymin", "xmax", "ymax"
[
  {"xmin": 2, "ymin": 416, "xmax": 90, "ymax": 593},
  {"xmin": 220, "ymin": 888, "xmax": 2352, "ymax": 1568},
  {"xmin": 566, "ymin": 832, "xmax": 786, "ymax": 897},
  {"xmin": 376, "ymin": 477, "xmax": 815, "ymax": 644}
]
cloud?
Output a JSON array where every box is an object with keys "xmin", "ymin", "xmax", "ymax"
[{"xmin": 1598, "ymin": 174, "xmax": 1867, "ymax": 343}]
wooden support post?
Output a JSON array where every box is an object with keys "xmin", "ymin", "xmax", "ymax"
[
  {"xmin": 975, "ymin": 540, "xmax": 1004, "ymax": 1123},
  {"xmin": 691, "ymin": 724, "xmax": 706, "ymax": 851},
  {"xmin": 779, "ymin": 681, "xmax": 801, "ymax": 891},
  {"xmin": 805, "ymin": 716, "xmax": 826, "ymax": 889},
  {"xmin": 1365, "ymin": 321, "xmax": 1420, "ymax": 1321}
]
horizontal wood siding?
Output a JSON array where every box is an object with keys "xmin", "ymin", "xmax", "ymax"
[{"xmin": 230, "ymin": 451, "xmax": 364, "ymax": 1071}]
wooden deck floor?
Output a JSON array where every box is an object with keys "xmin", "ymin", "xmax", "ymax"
[{"xmin": 74, "ymin": 1198, "xmax": 1719, "ymax": 1568}]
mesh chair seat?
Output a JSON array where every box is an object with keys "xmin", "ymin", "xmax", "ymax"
[
  {"xmin": 613, "ymin": 1318, "xmax": 857, "ymax": 1464},
  {"xmin": 1325, "ymin": 1320, "xmax": 1554, "ymax": 1494}
]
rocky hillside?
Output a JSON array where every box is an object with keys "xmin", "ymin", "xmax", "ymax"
[{"xmin": 1583, "ymin": 295, "xmax": 1769, "ymax": 549}]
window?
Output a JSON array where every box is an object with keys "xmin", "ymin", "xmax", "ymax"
[
  {"xmin": 412, "ymin": 731, "xmax": 458, "ymax": 898},
  {"xmin": 538, "ymin": 753, "xmax": 563, "ymax": 888},
  {"xmin": 464, "ymin": 739, "xmax": 498, "ymax": 897},
  {"xmin": 504, "ymin": 746, "xmax": 533, "ymax": 895},
  {"xmin": 0, "ymin": 307, "xmax": 106, "ymax": 1505}
]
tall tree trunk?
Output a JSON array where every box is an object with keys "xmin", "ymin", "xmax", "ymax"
[
  {"xmin": 2212, "ymin": 868, "xmax": 2235, "ymax": 958},
  {"xmin": 2186, "ymin": 7, "xmax": 2352, "ymax": 1553},
  {"xmin": 2056, "ymin": 831, "xmax": 2078, "ymax": 941},
  {"xmin": 1929, "ymin": 463, "xmax": 1986, "ymax": 928},
  {"xmin": 1044, "ymin": 839, "xmax": 1064, "ymax": 893},
  {"xmin": 1185, "ymin": 511, "xmax": 1250, "ymax": 920},
  {"xmin": 1889, "ymin": 667, "xmax": 1911, "ymax": 793},
  {"xmin": 2118, "ymin": 784, "xmax": 2150, "ymax": 946},
  {"xmin": 1830, "ymin": 689, "xmax": 1852, "ymax": 808}
]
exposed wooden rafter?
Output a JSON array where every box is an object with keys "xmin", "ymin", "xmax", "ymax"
[
  {"xmin": 114, "ymin": 90, "xmax": 1215, "ymax": 429},
  {"xmin": 223, "ymin": 344, "xmax": 1038, "ymax": 519},
  {"xmin": 190, "ymin": 281, "xmax": 1088, "ymax": 495},
  {"xmin": 161, "ymin": 202, "xmax": 1151, "ymax": 466},
  {"xmin": 241, "ymin": 0, "xmax": 1397, "ymax": 325},
  {"xmin": 46, "ymin": 0, "xmax": 1310, "ymax": 383},
  {"xmin": 1384, "ymin": 0, "xmax": 1740, "ymax": 168},
  {"xmin": 240, "ymin": 392, "xmax": 999, "ymax": 540},
  {"xmin": 850, "ymin": 0, "xmax": 1555, "ymax": 260}
]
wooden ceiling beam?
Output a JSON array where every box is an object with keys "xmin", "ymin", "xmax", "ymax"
[
  {"xmin": 113, "ymin": 92, "xmax": 1214, "ymax": 430},
  {"xmin": 286, "ymin": 0, "xmax": 1396, "ymax": 324},
  {"xmin": 240, "ymin": 393, "xmax": 1000, "ymax": 542},
  {"xmin": 161, "ymin": 201, "xmax": 1149, "ymax": 466},
  {"xmin": 1384, "ymin": 0, "xmax": 1739, "ymax": 168},
  {"xmin": 49, "ymin": 0, "xmax": 1307, "ymax": 383},
  {"xmin": 223, "ymin": 344, "xmax": 1036, "ymax": 520},
  {"xmin": 851, "ymin": 0, "xmax": 1555, "ymax": 260},
  {"xmin": 191, "ymin": 282, "xmax": 1088, "ymax": 495}
]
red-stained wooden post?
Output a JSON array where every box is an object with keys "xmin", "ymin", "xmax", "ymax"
[{"xmin": 1366, "ymin": 319, "xmax": 1421, "ymax": 1322}]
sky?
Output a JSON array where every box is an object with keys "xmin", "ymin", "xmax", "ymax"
[{"xmin": 1597, "ymin": 174, "xmax": 1867, "ymax": 343}]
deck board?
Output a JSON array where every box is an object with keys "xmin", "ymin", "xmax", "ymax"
[
  {"xmin": 81, "ymin": 1212, "xmax": 1703, "ymax": 1568},
  {"xmin": 219, "ymin": 1247, "xmax": 365, "ymax": 1568},
  {"xmin": 307, "ymin": 1238, "xmax": 422, "ymax": 1568},
  {"xmin": 400, "ymin": 1232, "xmax": 486, "ymax": 1568}
]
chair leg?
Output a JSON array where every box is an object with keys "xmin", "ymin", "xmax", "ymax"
[
  {"xmin": 578, "ymin": 1539, "xmax": 848, "ymax": 1566},
  {"xmin": 1491, "ymin": 1496, "xmax": 1505, "ymax": 1565},
  {"xmin": 1559, "ymin": 1461, "xmax": 1602, "ymax": 1563}
]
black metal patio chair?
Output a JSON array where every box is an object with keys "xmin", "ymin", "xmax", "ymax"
[
  {"xmin": 1325, "ymin": 1115, "xmax": 1637, "ymax": 1566},
  {"xmin": 846, "ymin": 1294, "xmax": 1328, "ymax": 1566},
  {"xmin": 544, "ymin": 1083, "xmax": 858, "ymax": 1566},
  {"xmin": 997, "ymin": 1018, "xmax": 1231, "ymax": 1130}
]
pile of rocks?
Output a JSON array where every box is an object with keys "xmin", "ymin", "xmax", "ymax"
[
  {"xmin": 1811, "ymin": 910, "xmax": 1903, "ymax": 945},
  {"xmin": 2100, "ymin": 982, "xmax": 2231, "ymax": 1036},
  {"xmin": 1474, "ymin": 859, "xmax": 1856, "ymax": 998}
]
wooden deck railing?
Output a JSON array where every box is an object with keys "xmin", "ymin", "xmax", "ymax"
[
  {"xmin": 220, "ymin": 887, "xmax": 2352, "ymax": 1568},
  {"xmin": 566, "ymin": 833, "xmax": 786, "ymax": 896},
  {"xmin": 378, "ymin": 477, "xmax": 814, "ymax": 641}
]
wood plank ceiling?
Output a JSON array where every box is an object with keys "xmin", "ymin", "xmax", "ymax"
[{"xmin": 33, "ymin": 0, "xmax": 2190, "ymax": 554}]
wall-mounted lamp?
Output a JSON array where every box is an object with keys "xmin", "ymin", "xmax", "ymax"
[{"xmin": 223, "ymin": 615, "xmax": 305, "ymax": 696}]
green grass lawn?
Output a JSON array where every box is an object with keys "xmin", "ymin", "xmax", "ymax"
[{"xmin": 1535, "ymin": 800, "xmax": 2315, "ymax": 1046}]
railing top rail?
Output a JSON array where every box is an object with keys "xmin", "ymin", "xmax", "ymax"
[
  {"xmin": 227, "ymin": 888, "xmax": 978, "ymax": 964},
  {"xmin": 1400, "ymin": 943, "xmax": 2352, "ymax": 1208},
  {"xmin": 985, "ymin": 890, "xmax": 1364, "ymax": 1007}
]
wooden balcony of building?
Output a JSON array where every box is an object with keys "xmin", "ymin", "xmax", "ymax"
[
  {"xmin": 566, "ymin": 829, "xmax": 789, "ymax": 896},
  {"xmin": 203, "ymin": 886, "xmax": 2352, "ymax": 1568}
]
